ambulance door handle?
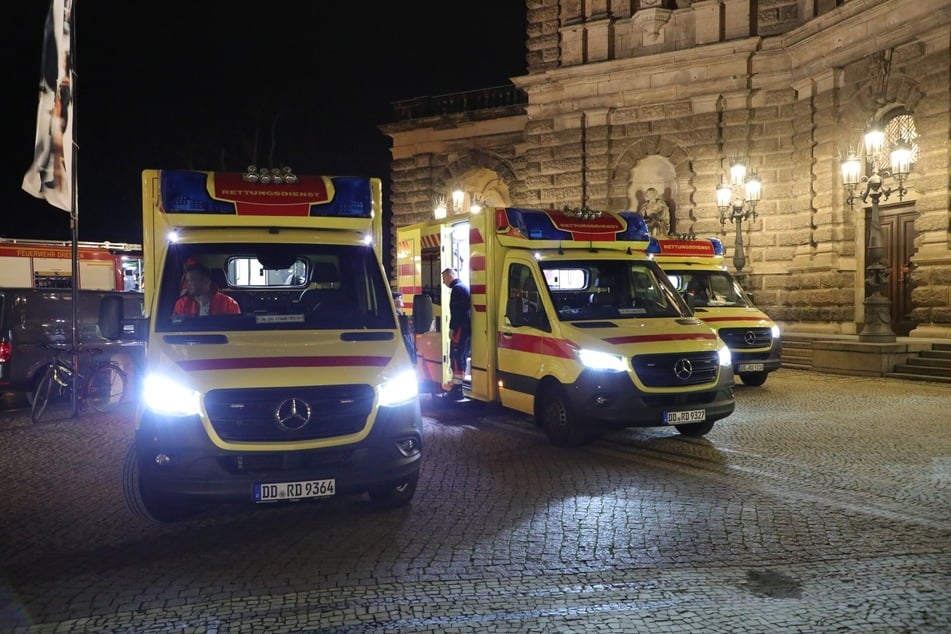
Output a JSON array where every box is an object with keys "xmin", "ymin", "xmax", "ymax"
[{"xmin": 501, "ymin": 329, "xmax": 513, "ymax": 338}]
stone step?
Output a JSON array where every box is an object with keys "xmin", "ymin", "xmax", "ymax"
[
  {"xmin": 780, "ymin": 337, "xmax": 812, "ymax": 370},
  {"xmin": 777, "ymin": 335, "xmax": 951, "ymax": 382},
  {"xmin": 920, "ymin": 349, "xmax": 951, "ymax": 361},
  {"xmin": 890, "ymin": 360, "xmax": 951, "ymax": 377},
  {"xmin": 884, "ymin": 371, "xmax": 951, "ymax": 384}
]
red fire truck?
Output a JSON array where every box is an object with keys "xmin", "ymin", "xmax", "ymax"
[{"xmin": 0, "ymin": 238, "xmax": 143, "ymax": 291}]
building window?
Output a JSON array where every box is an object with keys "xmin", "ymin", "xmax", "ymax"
[{"xmin": 876, "ymin": 112, "xmax": 919, "ymax": 171}]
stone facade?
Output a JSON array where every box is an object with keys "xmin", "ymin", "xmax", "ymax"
[{"xmin": 381, "ymin": 0, "xmax": 951, "ymax": 339}]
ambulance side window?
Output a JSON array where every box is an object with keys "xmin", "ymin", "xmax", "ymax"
[{"xmin": 505, "ymin": 263, "xmax": 550, "ymax": 332}]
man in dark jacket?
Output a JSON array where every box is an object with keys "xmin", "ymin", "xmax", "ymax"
[{"xmin": 441, "ymin": 267, "xmax": 471, "ymax": 399}]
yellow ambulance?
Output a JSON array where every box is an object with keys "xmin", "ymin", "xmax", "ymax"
[
  {"xmin": 397, "ymin": 207, "xmax": 736, "ymax": 447},
  {"xmin": 99, "ymin": 168, "xmax": 422, "ymax": 522},
  {"xmin": 647, "ymin": 237, "xmax": 782, "ymax": 386}
]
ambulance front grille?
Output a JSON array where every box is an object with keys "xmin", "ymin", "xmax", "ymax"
[
  {"xmin": 718, "ymin": 327, "xmax": 773, "ymax": 349},
  {"xmin": 204, "ymin": 385, "xmax": 374, "ymax": 442},
  {"xmin": 632, "ymin": 352, "xmax": 720, "ymax": 387}
]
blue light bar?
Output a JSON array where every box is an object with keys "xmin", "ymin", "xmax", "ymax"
[
  {"xmin": 158, "ymin": 170, "xmax": 374, "ymax": 218},
  {"xmin": 499, "ymin": 208, "xmax": 649, "ymax": 242}
]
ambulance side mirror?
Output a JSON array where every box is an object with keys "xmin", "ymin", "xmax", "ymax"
[{"xmin": 99, "ymin": 295, "xmax": 149, "ymax": 341}]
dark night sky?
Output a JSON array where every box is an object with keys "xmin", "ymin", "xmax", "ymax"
[{"xmin": 1, "ymin": 2, "xmax": 527, "ymax": 244}]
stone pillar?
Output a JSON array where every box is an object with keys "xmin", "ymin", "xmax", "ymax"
[
  {"xmin": 693, "ymin": 0, "xmax": 723, "ymax": 46},
  {"xmin": 723, "ymin": 0, "xmax": 755, "ymax": 40}
]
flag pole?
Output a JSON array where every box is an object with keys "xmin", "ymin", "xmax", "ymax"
[
  {"xmin": 68, "ymin": 1, "xmax": 79, "ymax": 417},
  {"xmin": 21, "ymin": 0, "xmax": 80, "ymax": 416}
]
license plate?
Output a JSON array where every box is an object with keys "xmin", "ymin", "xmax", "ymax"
[
  {"xmin": 254, "ymin": 479, "xmax": 336, "ymax": 503},
  {"xmin": 738, "ymin": 363, "xmax": 765, "ymax": 372},
  {"xmin": 664, "ymin": 409, "xmax": 706, "ymax": 424}
]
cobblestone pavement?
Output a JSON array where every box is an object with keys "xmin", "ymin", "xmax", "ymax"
[{"xmin": 0, "ymin": 369, "xmax": 948, "ymax": 633}]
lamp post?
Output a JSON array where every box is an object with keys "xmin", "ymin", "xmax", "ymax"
[
  {"xmin": 841, "ymin": 128, "xmax": 913, "ymax": 343},
  {"xmin": 716, "ymin": 156, "xmax": 761, "ymax": 272}
]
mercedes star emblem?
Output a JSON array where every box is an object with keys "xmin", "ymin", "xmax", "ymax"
[
  {"xmin": 673, "ymin": 358, "xmax": 694, "ymax": 380},
  {"xmin": 274, "ymin": 398, "xmax": 312, "ymax": 431}
]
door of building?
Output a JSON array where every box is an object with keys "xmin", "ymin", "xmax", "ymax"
[{"xmin": 870, "ymin": 205, "xmax": 918, "ymax": 336}]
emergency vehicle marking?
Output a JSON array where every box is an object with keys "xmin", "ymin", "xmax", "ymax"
[
  {"xmin": 496, "ymin": 332, "xmax": 576, "ymax": 359},
  {"xmin": 650, "ymin": 239, "xmax": 718, "ymax": 256},
  {"xmin": 177, "ymin": 356, "xmax": 391, "ymax": 371},
  {"xmin": 209, "ymin": 173, "xmax": 329, "ymax": 216},
  {"xmin": 602, "ymin": 332, "xmax": 719, "ymax": 345},
  {"xmin": 159, "ymin": 170, "xmax": 375, "ymax": 220},
  {"xmin": 548, "ymin": 212, "xmax": 625, "ymax": 241},
  {"xmin": 0, "ymin": 245, "xmax": 118, "ymax": 261}
]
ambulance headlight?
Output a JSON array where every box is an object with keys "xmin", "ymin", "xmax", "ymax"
[
  {"xmin": 577, "ymin": 349, "xmax": 627, "ymax": 372},
  {"xmin": 378, "ymin": 370, "xmax": 419, "ymax": 407},
  {"xmin": 143, "ymin": 375, "xmax": 202, "ymax": 417},
  {"xmin": 718, "ymin": 345, "xmax": 733, "ymax": 367},
  {"xmin": 770, "ymin": 324, "xmax": 781, "ymax": 339}
]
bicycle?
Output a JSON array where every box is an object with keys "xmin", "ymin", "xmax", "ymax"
[{"xmin": 31, "ymin": 343, "xmax": 128, "ymax": 423}]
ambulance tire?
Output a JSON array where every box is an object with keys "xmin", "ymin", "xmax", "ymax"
[
  {"xmin": 739, "ymin": 371, "xmax": 768, "ymax": 387},
  {"xmin": 539, "ymin": 384, "xmax": 586, "ymax": 448},
  {"xmin": 675, "ymin": 421, "xmax": 715, "ymax": 437},
  {"xmin": 368, "ymin": 469, "xmax": 419, "ymax": 510},
  {"xmin": 122, "ymin": 444, "xmax": 201, "ymax": 524}
]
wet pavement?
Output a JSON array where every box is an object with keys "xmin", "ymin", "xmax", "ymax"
[{"xmin": 0, "ymin": 368, "xmax": 948, "ymax": 632}]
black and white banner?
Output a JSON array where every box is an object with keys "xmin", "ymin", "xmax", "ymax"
[{"xmin": 22, "ymin": 0, "xmax": 74, "ymax": 212}]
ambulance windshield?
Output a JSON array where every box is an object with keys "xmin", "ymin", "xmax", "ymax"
[
  {"xmin": 542, "ymin": 260, "xmax": 688, "ymax": 321},
  {"xmin": 156, "ymin": 242, "xmax": 396, "ymax": 332},
  {"xmin": 664, "ymin": 270, "xmax": 753, "ymax": 309}
]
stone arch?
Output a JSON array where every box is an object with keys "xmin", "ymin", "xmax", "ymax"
[
  {"xmin": 433, "ymin": 150, "xmax": 518, "ymax": 209},
  {"xmin": 609, "ymin": 136, "xmax": 695, "ymax": 237},
  {"xmin": 841, "ymin": 79, "xmax": 923, "ymax": 149}
]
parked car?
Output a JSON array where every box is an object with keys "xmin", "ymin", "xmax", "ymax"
[{"xmin": 0, "ymin": 288, "xmax": 145, "ymax": 408}]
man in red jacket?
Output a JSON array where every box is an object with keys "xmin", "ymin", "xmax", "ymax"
[{"xmin": 172, "ymin": 263, "xmax": 241, "ymax": 317}]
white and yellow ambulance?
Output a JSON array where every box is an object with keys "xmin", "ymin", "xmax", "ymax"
[
  {"xmin": 100, "ymin": 168, "xmax": 422, "ymax": 522},
  {"xmin": 647, "ymin": 237, "xmax": 782, "ymax": 386},
  {"xmin": 397, "ymin": 207, "xmax": 736, "ymax": 447}
]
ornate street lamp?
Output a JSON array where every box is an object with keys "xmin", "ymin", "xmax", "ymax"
[
  {"xmin": 433, "ymin": 195, "xmax": 447, "ymax": 219},
  {"xmin": 841, "ymin": 127, "xmax": 913, "ymax": 343},
  {"xmin": 433, "ymin": 186, "xmax": 467, "ymax": 219},
  {"xmin": 716, "ymin": 155, "xmax": 761, "ymax": 271},
  {"xmin": 451, "ymin": 187, "xmax": 465, "ymax": 212}
]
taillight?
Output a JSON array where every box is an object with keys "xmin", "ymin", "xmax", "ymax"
[{"xmin": 0, "ymin": 341, "xmax": 10, "ymax": 364}]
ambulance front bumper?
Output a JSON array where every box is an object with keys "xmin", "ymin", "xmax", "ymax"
[
  {"xmin": 133, "ymin": 399, "xmax": 423, "ymax": 505},
  {"xmin": 562, "ymin": 368, "xmax": 735, "ymax": 429}
]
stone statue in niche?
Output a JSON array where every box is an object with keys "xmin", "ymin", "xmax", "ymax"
[{"xmin": 639, "ymin": 187, "xmax": 671, "ymax": 237}]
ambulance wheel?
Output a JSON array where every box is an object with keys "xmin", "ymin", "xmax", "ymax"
[
  {"xmin": 675, "ymin": 421, "xmax": 715, "ymax": 437},
  {"xmin": 123, "ymin": 444, "xmax": 201, "ymax": 524},
  {"xmin": 739, "ymin": 371, "xmax": 768, "ymax": 387},
  {"xmin": 368, "ymin": 470, "xmax": 419, "ymax": 510},
  {"xmin": 539, "ymin": 384, "xmax": 586, "ymax": 448}
]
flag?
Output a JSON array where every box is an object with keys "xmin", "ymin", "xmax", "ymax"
[{"xmin": 22, "ymin": 0, "xmax": 74, "ymax": 212}]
